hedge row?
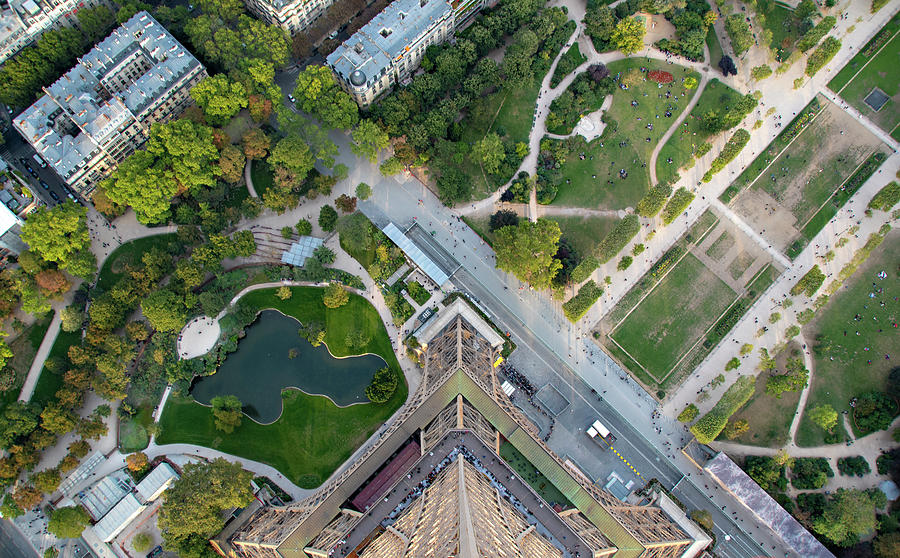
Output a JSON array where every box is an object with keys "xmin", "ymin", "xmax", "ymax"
[
  {"xmin": 690, "ymin": 375, "xmax": 756, "ymax": 443},
  {"xmin": 868, "ymin": 181, "xmax": 900, "ymax": 211},
  {"xmin": 661, "ymin": 188, "xmax": 695, "ymax": 224},
  {"xmin": 562, "ymin": 280, "xmax": 604, "ymax": 322},
  {"xmin": 790, "ymin": 265, "xmax": 825, "ymax": 297},
  {"xmin": 702, "ymin": 129, "xmax": 750, "ymax": 182},
  {"xmin": 806, "ymin": 36, "xmax": 841, "ymax": 77},
  {"xmin": 596, "ymin": 214, "xmax": 640, "ymax": 263},
  {"xmin": 636, "ymin": 183, "xmax": 673, "ymax": 217},
  {"xmin": 797, "ymin": 16, "xmax": 837, "ymax": 52},
  {"xmin": 750, "ymin": 65, "xmax": 773, "ymax": 80},
  {"xmin": 571, "ymin": 256, "xmax": 599, "ymax": 284}
]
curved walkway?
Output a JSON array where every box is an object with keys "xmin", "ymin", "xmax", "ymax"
[
  {"xmin": 647, "ymin": 70, "xmax": 709, "ymax": 185},
  {"xmin": 785, "ymin": 333, "xmax": 814, "ymax": 448},
  {"xmin": 244, "ymin": 159, "xmax": 260, "ymax": 198}
]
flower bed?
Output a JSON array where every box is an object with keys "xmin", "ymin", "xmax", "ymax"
[{"xmin": 648, "ymin": 70, "xmax": 674, "ymax": 84}]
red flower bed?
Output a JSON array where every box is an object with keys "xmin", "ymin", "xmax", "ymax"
[{"xmin": 647, "ymin": 70, "xmax": 674, "ymax": 84}]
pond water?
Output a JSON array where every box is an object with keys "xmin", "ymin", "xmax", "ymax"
[{"xmin": 190, "ymin": 310, "xmax": 386, "ymax": 423}]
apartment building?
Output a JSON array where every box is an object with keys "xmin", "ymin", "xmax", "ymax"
[
  {"xmin": 0, "ymin": 0, "xmax": 111, "ymax": 64},
  {"xmin": 326, "ymin": 0, "xmax": 491, "ymax": 107},
  {"xmin": 13, "ymin": 11, "xmax": 206, "ymax": 196},
  {"xmin": 242, "ymin": 0, "xmax": 335, "ymax": 34}
]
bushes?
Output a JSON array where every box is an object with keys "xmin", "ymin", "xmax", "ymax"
[
  {"xmin": 690, "ymin": 375, "xmax": 755, "ymax": 443},
  {"xmin": 562, "ymin": 280, "xmax": 604, "ymax": 322},
  {"xmin": 661, "ymin": 188, "xmax": 695, "ymax": 224},
  {"xmin": 725, "ymin": 357, "xmax": 740, "ymax": 371},
  {"xmin": 702, "ymin": 129, "xmax": 750, "ymax": 182},
  {"xmin": 790, "ymin": 265, "xmax": 825, "ymax": 297},
  {"xmin": 677, "ymin": 404, "xmax": 699, "ymax": 423},
  {"xmin": 797, "ymin": 16, "xmax": 837, "ymax": 52},
  {"xmin": 725, "ymin": 14, "xmax": 752, "ymax": 56},
  {"xmin": 750, "ymin": 65, "xmax": 773, "ymax": 80},
  {"xmin": 636, "ymin": 183, "xmax": 672, "ymax": 217},
  {"xmin": 791, "ymin": 457, "xmax": 833, "ymax": 489},
  {"xmin": 365, "ymin": 367, "xmax": 398, "ymax": 403},
  {"xmin": 571, "ymin": 257, "xmax": 599, "ymax": 284},
  {"xmin": 806, "ymin": 36, "xmax": 841, "ymax": 77},
  {"xmin": 868, "ymin": 182, "xmax": 900, "ymax": 211},
  {"xmin": 872, "ymin": 0, "xmax": 889, "ymax": 12},
  {"xmin": 596, "ymin": 214, "xmax": 640, "ymax": 263},
  {"xmin": 837, "ymin": 456, "xmax": 871, "ymax": 477},
  {"xmin": 853, "ymin": 391, "xmax": 897, "ymax": 434}
]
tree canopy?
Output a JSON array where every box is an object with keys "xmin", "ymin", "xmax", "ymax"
[
  {"xmin": 19, "ymin": 202, "xmax": 95, "ymax": 278},
  {"xmin": 190, "ymin": 74, "xmax": 248, "ymax": 125},
  {"xmin": 351, "ymin": 120, "xmax": 390, "ymax": 162},
  {"xmin": 611, "ymin": 17, "xmax": 646, "ymax": 56},
  {"xmin": 159, "ymin": 458, "xmax": 254, "ymax": 556},
  {"xmin": 812, "ymin": 489, "xmax": 882, "ymax": 546},
  {"xmin": 292, "ymin": 65, "xmax": 359, "ymax": 129},
  {"xmin": 141, "ymin": 290, "xmax": 188, "ymax": 332},
  {"xmin": 494, "ymin": 219, "xmax": 562, "ymax": 289},
  {"xmin": 211, "ymin": 395, "xmax": 243, "ymax": 433},
  {"xmin": 48, "ymin": 506, "xmax": 90, "ymax": 539}
]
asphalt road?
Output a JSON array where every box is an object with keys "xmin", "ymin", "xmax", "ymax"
[
  {"xmin": 1, "ymin": 112, "xmax": 77, "ymax": 208},
  {"xmin": 0, "ymin": 519, "xmax": 38, "ymax": 558}
]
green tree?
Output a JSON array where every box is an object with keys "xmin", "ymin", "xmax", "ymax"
[
  {"xmin": 76, "ymin": 5, "xmax": 115, "ymax": 43},
  {"xmin": 158, "ymin": 459, "xmax": 253, "ymax": 557},
  {"xmin": 379, "ymin": 157, "xmax": 404, "ymax": 176},
  {"xmin": 365, "ymin": 367, "xmax": 398, "ymax": 403},
  {"xmin": 874, "ymin": 533, "xmax": 900, "ymax": 558},
  {"xmin": 211, "ymin": 395, "xmax": 242, "ymax": 434},
  {"xmin": 31, "ymin": 468, "xmax": 62, "ymax": 493},
  {"xmin": 472, "ymin": 132, "xmax": 505, "ymax": 174},
  {"xmin": 268, "ymin": 134, "xmax": 315, "ymax": 181},
  {"xmin": 318, "ymin": 205, "xmax": 338, "ymax": 232},
  {"xmin": 19, "ymin": 202, "xmax": 95, "ymax": 278},
  {"xmin": 48, "ymin": 506, "xmax": 90, "ymax": 538},
  {"xmin": 241, "ymin": 128, "xmax": 270, "ymax": 160},
  {"xmin": 100, "ymin": 151, "xmax": 178, "ymax": 224},
  {"xmin": 351, "ymin": 120, "xmax": 390, "ymax": 162},
  {"xmin": 146, "ymin": 119, "xmax": 220, "ymax": 194},
  {"xmin": 190, "ymin": 74, "xmax": 248, "ymax": 125},
  {"xmin": 141, "ymin": 290, "xmax": 188, "ymax": 332},
  {"xmin": 494, "ymin": 219, "xmax": 562, "ymax": 290},
  {"xmin": 355, "ymin": 182, "xmax": 372, "ymax": 200},
  {"xmin": 677, "ymin": 404, "xmax": 699, "ymax": 423},
  {"xmin": 0, "ymin": 493, "xmax": 24, "ymax": 519},
  {"xmin": 813, "ymin": 489, "xmax": 880, "ymax": 546},
  {"xmin": 293, "ymin": 65, "xmax": 359, "ymax": 129},
  {"xmin": 132, "ymin": 532, "xmax": 153, "ymax": 553},
  {"xmin": 807, "ymin": 404, "xmax": 837, "ymax": 431},
  {"xmin": 218, "ymin": 145, "xmax": 246, "ymax": 184},
  {"xmin": 59, "ymin": 306, "xmax": 83, "ymax": 333},
  {"xmin": 40, "ymin": 404, "xmax": 76, "ymax": 435},
  {"xmin": 322, "ymin": 283, "xmax": 349, "ymax": 309},
  {"xmin": 295, "ymin": 219, "xmax": 313, "ymax": 236},
  {"xmin": 612, "ymin": 17, "xmax": 646, "ymax": 55},
  {"xmin": 725, "ymin": 14, "xmax": 753, "ymax": 55}
]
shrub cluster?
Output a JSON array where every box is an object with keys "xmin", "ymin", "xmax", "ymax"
[
  {"xmin": 571, "ymin": 256, "xmax": 599, "ymax": 284},
  {"xmin": 725, "ymin": 14, "xmax": 752, "ymax": 55},
  {"xmin": 365, "ymin": 367, "xmax": 398, "ymax": 403},
  {"xmin": 797, "ymin": 16, "xmax": 837, "ymax": 52},
  {"xmin": 677, "ymin": 404, "xmax": 699, "ymax": 423},
  {"xmin": 791, "ymin": 457, "xmax": 833, "ymax": 489},
  {"xmin": 702, "ymin": 129, "xmax": 750, "ymax": 182},
  {"xmin": 837, "ymin": 456, "xmax": 871, "ymax": 477},
  {"xmin": 636, "ymin": 183, "xmax": 673, "ymax": 217},
  {"xmin": 868, "ymin": 181, "xmax": 900, "ymax": 211},
  {"xmin": 661, "ymin": 188, "xmax": 695, "ymax": 224},
  {"xmin": 562, "ymin": 280, "xmax": 604, "ymax": 322},
  {"xmin": 790, "ymin": 265, "xmax": 825, "ymax": 297},
  {"xmin": 690, "ymin": 375, "xmax": 755, "ymax": 443},
  {"xmin": 854, "ymin": 391, "xmax": 897, "ymax": 434},
  {"xmin": 805, "ymin": 36, "xmax": 841, "ymax": 77},
  {"xmin": 596, "ymin": 214, "xmax": 640, "ymax": 263},
  {"xmin": 750, "ymin": 65, "xmax": 773, "ymax": 80}
]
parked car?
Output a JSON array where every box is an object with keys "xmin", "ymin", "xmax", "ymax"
[
  {"xmin": 288, "ymin": 94, "xmax": 296, "ymax": 103},
  {"xmin": 25, "ymin": 165, "xmax": 37, "ymax": 177},
  {"xmin": 39, "ymin": 180, "xmax": 49, "ymax": 190},
  {"xmin": 49, "ymin": 191, "xmax": 60, "ymax": 202}
]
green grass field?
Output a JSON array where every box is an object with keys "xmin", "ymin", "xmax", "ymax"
[
  {"xmin": 656, "ymin": 79, "xmax": 746, "ymax": 186},
  {"xmin": 0, "ymin": 318, "xmax": 52, "ymax": 414},
  {"xmin": 796, "ymin": 232, "xmax": 899, "ymax": 447},
  {"xmin": 610, "ymin": 252, "xmax": 737, "ymax": 381},
  {"xmin": 30, "ymin": 329, "xmax": 82, "ymax": 406},
  {"xmin": 97, "ymin": 233, "xmax": 178, "ymax": 291},
  {"xmin": 551, "ymin": 59, "xmax": 700, "ymax": 209},
  {"xmin": 729, "ymin": 357, "xmax": 801, "ymax": 448},
  {"xmin": 550, "ymin": 43, "xmax": 587, "ymax": 88},
  {"xmin": 830, "ymin": 30, "xmax": 900, "ymax": 140},
  {"xmin": 158, "ymin": 286, "xmax": 407, "ymax": 487},
  {"xmin": 250, "ymin": 159, "xmax": 275, "ymax": 196},
  {"xmin": 828, "ymin": 10, "xmax": 900, "ymax": 91},
  {"xmin": 549, "ymin": 215, "xmax": 618, "ymax": 259},
  {"xmin": 706, "ymin": 26, "xmax": 724, "ymax": 65},
  {"xmin": 756, "ymin": 2, "xmax": 804, "ymax": 61}
]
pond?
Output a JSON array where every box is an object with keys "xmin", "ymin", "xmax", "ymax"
[{"xmin": 190, "ymin": 310, "xmax": 387, "ymax": 423}]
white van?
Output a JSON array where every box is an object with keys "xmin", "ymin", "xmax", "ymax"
[{"xmin": 32, "ymin": 154, "xmax": 47, "ymax": 168}]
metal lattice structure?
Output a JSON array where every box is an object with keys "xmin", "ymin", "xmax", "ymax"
[{"xmin": 215, "ymin": 308, "xmax": 706, "ymax": 558}]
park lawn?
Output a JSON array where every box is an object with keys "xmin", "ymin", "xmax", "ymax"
[
  {"xmin": 610, "ymin": 252, "xmax": 737, "ymax": 381},
  {"xmin": 30, "ymin": 329, "xmax": 82, "ymax": 406},
  {"xmin": 755, "ymin": 1, "xmax": 803, "ymax": 61},
  {"xmin": 97, "ymin": 233, "xmax": 178, "ymax": 291},
  {"xmin": 158, "ymin": 285, "xmax": 407, "ymax": 487},
  {"xmin": 796, "ymin": 231, "xmax": 899, "ymax": 446},
  {"xmin": 549, "ymin": 215, "xmax": 618, "ymax": 259},
  {"xmin": 500, "ymin": 441, "xmax": 572, "ymax": 508},
  {"xmin": 728, "ymin": 361, "xmax": 801, "ymax": 448},
  {"xmin": 656, "ymin": 79, "xmax": 745, "ymax": 186},
  {"xmin": 250, "ymin": 158, "xmax": 275, "ymax": 196},
  {"xmin": 552, "ymin": 59, "xmax": 700, "ymax": 209},
  {"xmin": 159, "ymin": 386, "xmax": 404, "ymax": 488},
  {"xmin": 0, "ymin": 318, "xmax": 52, "ymax": 414},
  {"xmin": 462, "ymin": 215, "xmax": 495, "ymax": 247},
  {"xmin": 832, "ymin": 30, "xmax": 900, "ymax": 140},
  {"xmin": 705, "ymin": 26, "xmax": 724, "ymax": 65},
  {"xmin": 828, "ymin": 10, "xmax": 900, "ymax": 92},
  {"xmin": 119, "ymin": 405, "xmax": 153, "ymax": 452}
]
